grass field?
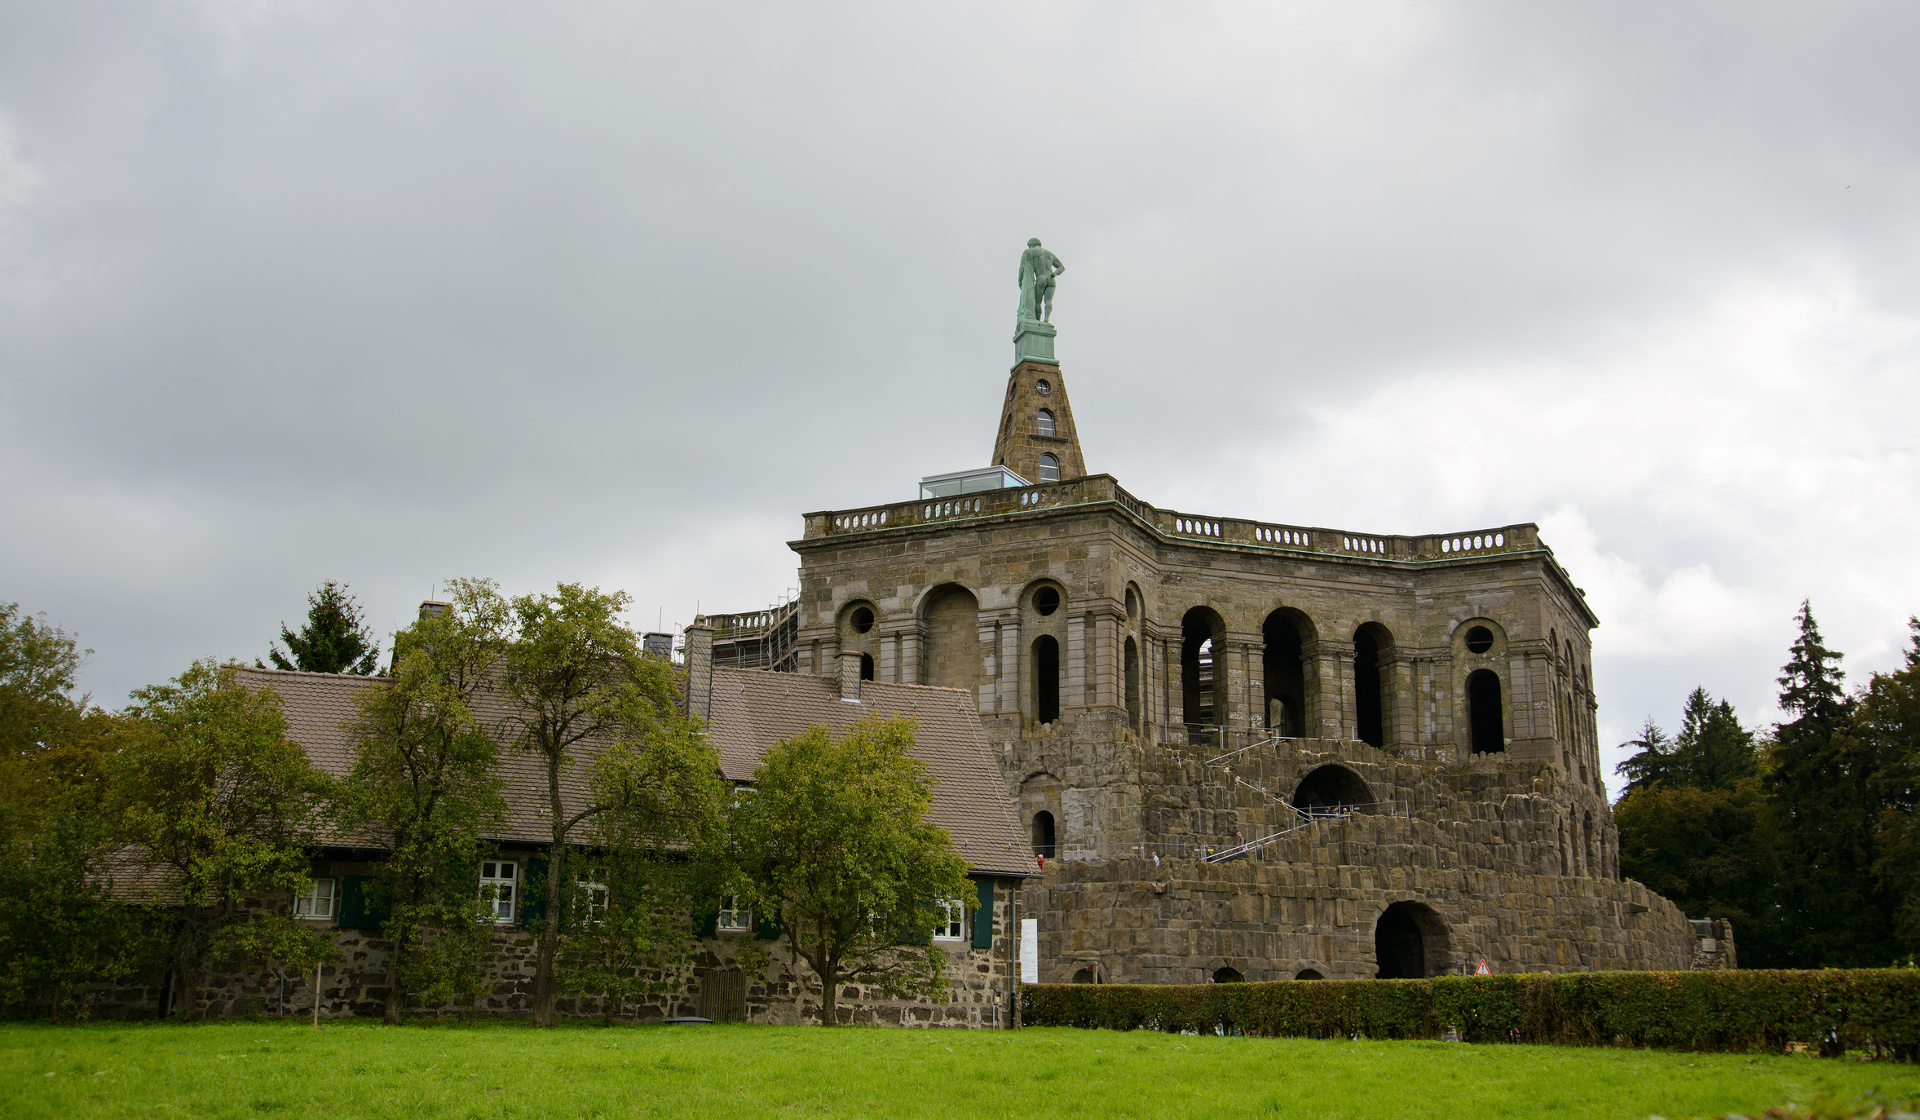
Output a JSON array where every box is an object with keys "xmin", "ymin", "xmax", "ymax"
[{"xmin": 2, "ymin": 1019, "xmax": 1916, "ymax": 1120}]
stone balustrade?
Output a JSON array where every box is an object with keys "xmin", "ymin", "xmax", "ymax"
[{"xmin": 803, "ymin": 475, "xmax": 1541, "ymax": 563}]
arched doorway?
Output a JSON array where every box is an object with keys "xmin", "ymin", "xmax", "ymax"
[
  {"xmin": 1467, "ymin": 669, "xmax": 1504, "ymax": 753},
  {"xmin": 1293, "ymin": 969, "xmax": 1325, "ymax": 981},
  {"xmin": 1032, "ymin": 635, "xmax": 1060, "ymax": 723},
  {"xmin": 1292, "ymin": 764, "xmax": 1374, "ymax": 813},
  {"xmin": 1032, "ymin": 810, "xmax": 1056, "ymax": 859},
  {"xmin": 1071, "ymin": 967, "xmax": 1097, "ymax": 984},
  {"xmin": 1211, "ymin": 967, "xmax": 1244, "ymax": 983},
  {"xmin": 858, "ymin": 653, "xmax": 874, "ymax": 681},
  {"xmin": 1353, "ymin": 623, "xmax": 1393, "ymax": 749},
  {"xmin": 1181, "ymin": 608, "xmax": 1224, "ymax": 731},
  {"xmin": 1374, "ymin": 901, "xmax": 1449, "ymax": 979},
  {"xmin": 1263, "ymin": 610, "xmax": 1308, "ymax": 737}
]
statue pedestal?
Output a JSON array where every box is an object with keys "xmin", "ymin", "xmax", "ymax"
[{"xmin": 1014, "ymin": 320, "xmax": 1058, "ymax": 366}]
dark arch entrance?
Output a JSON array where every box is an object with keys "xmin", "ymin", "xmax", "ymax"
[
  {"xmin": 1374, "ymin": 901, "xmax": 1449, "ymax": 979},
  {"xmin": 1211, "ymin": 967, "xmax": 1244, "ymax": 983},
  {"xmin": 1032, "ymin": 636, "xmax": 1060, "ymax": 724},
  {"xmin": 1181, "ymin": 608, "xmax": 1224, "ymax": 731},
  {"xmin": 1292, "ymin": 764, "xmax": 1373, "ymax": 812},
  {"xmin": 1263, "ymin": 610, "xmax": 1307, "ymax": 737},
  {"xmin": 1294, "ymin": 969, "xmax": 1325, "ymax": 981},
  {"xmin": 1467, "ymin": 669, "xmax": 1504, "ymax": 753},
  {"xmin": 859, "ymin": 653, "xmax": 874, "ymax": 681},
  {"xmin": 1353, "ymin": 623, "xmax": 1393, "ymax": 749},
  {"xmin": 1032, "ymin": 810, "xmax": 1055, "ymax": 859}
]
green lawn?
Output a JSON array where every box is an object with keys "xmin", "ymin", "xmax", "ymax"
[{"xmin": 1, "ymin": 1019, "xmax": 1915, "ymax": 1120}]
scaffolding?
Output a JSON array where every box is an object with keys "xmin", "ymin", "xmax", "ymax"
[{"xmin": 706, "ymin": 597, "xmax": 800, "ymax": 673}]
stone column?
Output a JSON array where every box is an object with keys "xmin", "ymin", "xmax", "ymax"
[
  {"xmin": 1221, "ymin": 631, "xmax": 1262, "ymax": 731},
  {"xmin": 899, "ymin": 628, "xmax": 921, "ymax": 685},
  {"xmin": 1166, "ymin": 632, "xmax": 1186, "ymax": 727},
  {"xmin": 990, "ymin": 613, "xmax": 1022, "ymax": 717},
  {"xmin": 1388, "ymin": 650, "xmax": 1416, "ymax": 752},
  {"xmin": 1091, "ymin": 610, "xmax": 1120, "ymax": 714},
  {"xmin": 1065, "ymin": 613, "xmax": 1087, "ymax": 710},
  {"xmin": 878, "ymin": 633, "xmax": 898, "ymax": 685},
  {"xmin": 837, "ymin": 651, "xmax": 863, "ymax": 701}
]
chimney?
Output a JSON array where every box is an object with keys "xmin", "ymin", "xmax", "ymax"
[
  {"xmin": 837, "ymin": 650, "xmax": 863, "ymax": 701},
  {"xmin": 683, "ymin": 618, "xmax": 714, "ymax": 721}
]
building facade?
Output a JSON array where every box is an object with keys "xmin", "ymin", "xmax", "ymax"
[{"xmin": 720, "ymin": 340, "xmax": 1713, "ymax": 982}]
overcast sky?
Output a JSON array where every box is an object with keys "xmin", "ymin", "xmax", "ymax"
[{"xmin": 4, "ymin": 2, "xmax": 1917, "ymax": 797}]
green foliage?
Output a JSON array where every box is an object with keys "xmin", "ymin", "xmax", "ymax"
[
  {"xmin": 263, "ymin": 580, "xmax": 380, "ymax": 675},
  {"xmin": 498, "ymin": 582, "xmax": 727, "ymax": 1027},
  {"xmin": 731, "ymin": 714, "xmax": 974, "ymax": 1025},
  {"xmin": 1617, "ymin": 776, "xmax": 1780, "ymax": 957},
  {"xmin": 1863, "ymin": 619, "xmax": 1920, "ymax": 957},
  {"xmin": 334, "ymin": 578, "xmax": 509, "ymax": 1019},
  {"xmin": 1023, "ymin": 970, "xmax": 1920, "ymax": 1061},
  {"xmin": 113, "ymin": 660, "xmax": 338, "ymax": 1016},
  {"xmin": 1616, "ymin": 690, "xmax": 1758, "ymax": 796}
]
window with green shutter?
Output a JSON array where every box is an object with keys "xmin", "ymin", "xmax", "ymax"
[
  {"xmin": 338, "ymin": 875, "xmax": 389, "ymax": 932},
  {"xmin": 972, "ymin": 880, "xmax": 995, "ymax": 950}
]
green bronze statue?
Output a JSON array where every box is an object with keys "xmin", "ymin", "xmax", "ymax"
[{"xmin": 1017, "ymin": 238, "xmax": 1065, "ymax": 326}]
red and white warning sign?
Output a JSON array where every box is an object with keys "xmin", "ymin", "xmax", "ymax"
[{"xmin": 1475, "ymin": 959, "xmax": 1491, "ymax": 976}]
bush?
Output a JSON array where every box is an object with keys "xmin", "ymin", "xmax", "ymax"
[{"xmin": 1021, "ymin": 970, "xmax": 1920, "ymax": 1061}]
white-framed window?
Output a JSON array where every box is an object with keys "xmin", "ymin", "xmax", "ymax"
[
  {"xmin": 479, "ymin": 860, "xmax": 517, "ymax": 923},
  {"xmin": 293, "ymin": 878, "xmax": 336, "ymax": 920},
  {"xmin": 1039, "ymin": 453, "xmax": 1060, "ymax": 483},
  {"xmin": 577, "ymin": 875, "xmax": 609, "ymax": 923},
  {"xmin": 1036, "ymin": 408, "xmax": 1055, "ymax": 437},
  {"xmin": 933, "ymin": 899, "xmax": 966, "ymax": 941},
  {"xmin": 717, "ymin": 895, "xmax": 752, "ymax": 933}
]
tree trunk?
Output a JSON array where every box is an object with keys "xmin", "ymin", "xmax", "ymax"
[
  {"xmin": 531, "ymin": 754, "xmax": 567, "ymax": 1027},
  {"xmin": 385, "ymin": 933, "xmax": 406, "ymax": 1024}
]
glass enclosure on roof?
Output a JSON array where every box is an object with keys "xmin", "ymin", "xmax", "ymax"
[{"xmin": 918, "ymin": 465, "xmax": 1030, "ymax": 500}]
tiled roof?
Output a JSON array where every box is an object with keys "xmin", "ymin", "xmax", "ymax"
[
  {"xmin": 238, "ymin": 667, "xmax": 592, "ymax": 848},
  {"xmin": 704, "ymin": 668, "xmax": 1035, "ymax": 878},
  {"xmin": 239, "ymin": 666, "xmax": 1036, "ymax": 877}
]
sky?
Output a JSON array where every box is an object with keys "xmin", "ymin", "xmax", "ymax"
[{"xmin": 3, "ymin": 2, "xmax": 1917, "ymax": 799}]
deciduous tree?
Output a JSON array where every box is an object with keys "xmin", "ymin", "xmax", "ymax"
[
  {"xmin": 114, "ymin": 660, "xmax": 337, "ymax": 1017},
  {"xmin": 732, "ymin": 715, "xmax": 973, "ymax": 1026},
  {"xmin": 498, "ymin": 583, "xmax": 725, "ymax": 1027},
  {"xmin": 335, "ymin": 578, "xmax": 509, "ymax": 1020}
]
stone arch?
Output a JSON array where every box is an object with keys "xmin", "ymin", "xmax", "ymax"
[
  {"xmin": 1352, "ymin": 621, "xmax": 1394, "ymax": 749},
  {"xmin": 1211, "ymin": 967, "xmax": 1244, "ymax": 984},
  {"xmin": 1180, "ymin": 606, "xmax": 1226, "ymax": 730},
  {"xmin": 1071, "ymin": 967, "xmax": 1097, "ymax": 984},
  {"xmin": 1374, "ymin": 901, "xmax": 1450, "ymax": 979},
  {"xmin": 1031, "ymin": 634, "xmax": 1061, "ymax": 724},
  {"xmin": 1124, "ymin": 583, "xmax": 1142, "ymax": 624},
  {"xmin": 1020, "ymin": 772, "xmax": 1063, "ymax": 859},
  {"xmin": 1466, "ymin": 669, "xmax": 1504, "ymax": 754},
  {"xmin": 1263, "ymin": 608, "xmax": 1312, "ymax": 737},
  {"xmin": 1031, "ymin": 810, "xmax": 1056, "ymax": 860},
  {"xmin": 1292, "ymin": 764, "xmax": 1374, "ymax": 812},
  {"xmin": 1451, "ymin": 616, "xmax": 1508, "ymax": 652},
  {"xmin": 837, "ymin": 599, "xmax": 881, "ymax": 665},
  {"xmin": 1294, "ymin": 969, "xmax": 1325, "ymax": 981},
  {"xmin": 1123, "ymin": 636, "xmax": 1141, "ymax": 731},
  {"xmin": 919, "ymin": 584, "xmax": 981, "ymax": 695}
]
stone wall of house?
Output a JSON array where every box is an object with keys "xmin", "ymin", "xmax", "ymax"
[{"xmin": 80, "ymin": 884, "xmax": 1021, "ymax": 1027}]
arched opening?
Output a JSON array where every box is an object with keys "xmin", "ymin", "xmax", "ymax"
[
  {"xmin": 1039, "ymin": 453, "xmax": 1060, "ymax": 483},
  {"xmin": 1032, "ymin": 810, "xmax": 1056, "ymax": 859},
  {"xmin": 1294, "ymin": 969, "xmax": 1325, "ymax": 981},
  {"xmin": 1123, "ymin": 637, "xmax": 1141, "ymax": 731},
  {"xmin": 1583, "ymin": 812, "xmax": 1595, "ymax": 877},
  {"xmin": 1291, "ymin": 764, "xmax": 1374, "ymax": 813},
  {"xmin": 1263, "ymin": 610, "xmax": 1307, "ymax": 737},
  {"xmin": 1032, "ymin": 635, "xmax": 1060, "ymax": 724},
  {"xmin": 1466, "ymin": 669, "xmax": 1504, "ymax": 753},
  {"xmin": 1211, "ymin": 967, "xmax": 1244, "ymax": 984},
  {"xmin": 1071, "ymin": 967, "xmax": 1096, "ymax": 984},
  {"xmin": 1036, "ymin": 408, "xmax": 1055, "ymax": 437},
  {"xmin": 1180, "ymin": 608, "xmax": 1223, "ymax": 731},
  {"xmin": 849, "ymin": 606, "xmax": 875, "ymax": 634},
  {"xmin": 858, "ymin": 653, "xmax": 874, "ymax": 681},
  {"xmin": 1353, "ymin": 623, "xmax": 1392, "ymax": 749},
  {"xmin": 1374, "ymin": 901, "xmax": 1450, "ymax": 979},
  {"xmin": 1463, "ymin": 625, "xmax": 1493, "ymax": 654},
  {"xmin": 921, "ymin": 585, "xmax": 981, "ymax": 693}
]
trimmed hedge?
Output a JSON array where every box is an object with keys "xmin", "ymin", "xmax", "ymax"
[{"xmin": 1021, "ymin": 971, "xmax": 1920, "ymax": 1061}]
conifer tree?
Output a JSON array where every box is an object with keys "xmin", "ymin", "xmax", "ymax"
[
  {"xmin": 264, "ymin": 581, "xmax": 380, "ymax": 675},
  {"xmin": 1766, "ymin": 601, "xmax": 1883, "ymax": 966},
  {"xmin": 1671, "ymin": 688, "xmax": 1758, "ymax": 790}
]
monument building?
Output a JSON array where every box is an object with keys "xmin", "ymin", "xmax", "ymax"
[{"xmin": 702, "ymin": 239, "xmax": 1719, "ymax": 983}]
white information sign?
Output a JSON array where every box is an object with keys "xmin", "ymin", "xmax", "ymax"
[{"xmin": 1020, "ymin": 918, "xmax": 1039, "ymax": 983}]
